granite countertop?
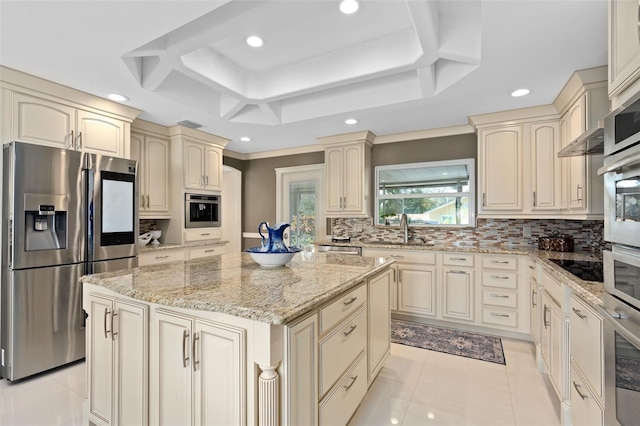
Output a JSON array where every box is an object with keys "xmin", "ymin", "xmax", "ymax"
[
  {"xmin": 317, "ymin": 239, "xmax": 605, "ymax": 308},
  {"xmin": 82, "ymin": 252, "xmax": 394, "ymax": 325},
  {"xmin": 139, "ymin": 240, "xmax": 228, "ymax": 253}
]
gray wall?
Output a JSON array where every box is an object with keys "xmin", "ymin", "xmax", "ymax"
[{"xmin": 225, "ymin": 133, "xmax": 477, "ymax": 249}]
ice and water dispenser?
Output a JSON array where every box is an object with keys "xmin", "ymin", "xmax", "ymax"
[{"xmin": 23, "ymin": 193, "xmax": 68, "ymax": 252}]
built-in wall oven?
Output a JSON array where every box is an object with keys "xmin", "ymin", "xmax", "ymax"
[
  {"xmin": 185, "ymin": 193, "xmax": 221, "ymax": 228},
  {"xmin": 600, "ymin": 88, "xmax": 640, "ymax": 425}
]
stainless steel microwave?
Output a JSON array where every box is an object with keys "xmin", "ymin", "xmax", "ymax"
[
  {"xmin": 604, "ymin": 90, "xmax": 640, "ymax": 157},
  {"xmin": 185, "ymin": 193, "xmax": 221, "ymax": 228}
]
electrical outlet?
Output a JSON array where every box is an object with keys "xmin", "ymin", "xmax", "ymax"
[{"xmin": 523, "ymin": 226, "xmax": 532, "ymax": 238}]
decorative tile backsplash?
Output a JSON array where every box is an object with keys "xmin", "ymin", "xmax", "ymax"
[
  {"xmin": 331, "ymin": 218, "xmax": 605, "ymax": 253},
  {"xmin": 140, "ymin": 219, "xmax": 158, "ymax": 234}
]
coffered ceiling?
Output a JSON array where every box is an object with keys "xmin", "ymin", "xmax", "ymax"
[{"xmin": 0, "ymin": 0, "xmax": 608, "ymax": 154}]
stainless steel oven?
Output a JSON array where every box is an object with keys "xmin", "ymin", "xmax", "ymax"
[
  {"xmin": 185, "ymin": 193, "xmax": 220, "ymax": 228},
  {"xmin": 604, "ymin": 89, "xmax": 640, "ymax": 157}
]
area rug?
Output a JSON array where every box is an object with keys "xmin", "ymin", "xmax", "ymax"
[{"xmin": 391, "ymin": 319, "xmax": 506, "ymax": 365}]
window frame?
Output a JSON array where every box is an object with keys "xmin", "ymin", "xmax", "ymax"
[{"xmin": 374, "ymin": 158, "xmax": 476, "ymax": 228}]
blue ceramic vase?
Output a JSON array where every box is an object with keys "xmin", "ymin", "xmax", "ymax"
[{"xmin": 259, "ymin": 222, "xmax": 291, "ymax": 253}]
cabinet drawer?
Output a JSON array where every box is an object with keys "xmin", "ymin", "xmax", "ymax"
[
  {"xmin": 319, "ymin": 353, "xmax": 367, "ymax": 426},
  {"xmin": 570, "ymin": 295, "xmax": 603, "ymax": 399},
  {"xmin": 188, "ymin": 245, "xmax": 226, "ymax": 259},
  {"xmin": 139, "ymin": 249, "xmax": 185, "ymax": 266},
  {"xmin": 183, "ymin": 227, "xmax": 221, "ymax": 242},
  {"xmin": 481, "ymin": 255, "xmax": 517, "ymax": 270},
  {"xmin": 482, "ymin": 290, "xmax": 518, "ymax": 308},
  {"xmin": 442, "ymin": 253, "xmax": 474, "ymax": 267},
  {"xmin": 319, "ymin": 308, "xmax": 367, "ymax": 397},
  {"xmin": 570, "ymin": 365, "xmax": 604, "ymax": 426},
  {"xmin": 362, "ymin": 248, "xmax": 436, "ymax": 265},
  {"xmin": 481, "ymin": 271, "xmax": 517, "ymax": 289},
  {"xmin": 320, "ymin": 284, "xmax": 367, "ymax": 334},
  {"xmin": 481, "ymin": 308, "xmax": 518, "ymax": 328},
  {"xmin": 541, "ymin": 269, "xmax": 563, "ymax": 305}
]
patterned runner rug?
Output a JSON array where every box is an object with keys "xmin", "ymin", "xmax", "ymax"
[{"xmin": 391, "ymin": 319, "xmax": 506, "ymax": 365}]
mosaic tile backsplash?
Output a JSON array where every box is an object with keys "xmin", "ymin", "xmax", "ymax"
[{"xmin": 331, "ymin": 218, "xmax": 605, "ymax": 253}]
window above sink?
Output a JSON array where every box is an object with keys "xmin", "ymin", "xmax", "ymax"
[{"xmin": 375, "ymin": 158, "xmax": 475, "ymax": 227}]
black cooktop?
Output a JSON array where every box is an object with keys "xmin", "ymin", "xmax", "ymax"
[{"xmin": 548, "ymin": 259, "xmax": 603, "ymax": 282}]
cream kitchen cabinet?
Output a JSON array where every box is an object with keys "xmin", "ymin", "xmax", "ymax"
[
  {"xmin": 6, "ymin": 90, "xmax": 130, "ymax": 157},
  {"xmin": 541, "ymin": 285, "xmax": 563, "ymax": 398},
  {"xmin": 150, "ymin": 309, "xmax": 246, "ymax": 426},
  {"xmin": 138, "ymin": 248, "xmax": 185, "ymax": 266},
  {"xmin": 442, "ymin": 252, "xmax": 475, "ymax": 323},
  {"xmin": 183, "ymin": 140, "xmax": 223, "ymax": 192},
  {"xmin": 479, "ymin": 254, "xmax": 525, "ymax": 332},
  {"xmin": 367, "ymin": 268, "xmax": 392, "ymax": 383},
  {"xmin": 477, "ymin": 125, "xmax": 522, "ymax": 212},
  {"xmin": 608, "ymin": 0, "xmax": 640, "ymax": 103},
  {"xmin": 130, "ymin": 122, "xmax": 170, "ymax": 217},
  {"xmin": 398, "ymin": 264, "xmax": 438, "ymax": 318},
  {"xmin": 530, "ymin": 121, "xmax": 561, "ymax": 211},
  {"xmin": 529, "ymin": 262, "xmax": 542, "ymax": 347},
  {"xmin": 85, "ymin": 292, "xmax": 148, "ymax": 426},
  {"xmin": 318, "ymin": 131, "xmax": 373, "ymax": 218}
]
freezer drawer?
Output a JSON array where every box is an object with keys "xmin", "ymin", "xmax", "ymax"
[{"xmin": 1, "ymin": 263, "xmax": 85, "ymax": 380}]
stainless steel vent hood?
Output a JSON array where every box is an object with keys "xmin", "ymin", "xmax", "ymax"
[{"xmin": 557, "ymin": 120, "xmax": 604, "ymax": 157}]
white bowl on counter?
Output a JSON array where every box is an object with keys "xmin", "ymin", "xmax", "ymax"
[
  {"xmin": 245, "ymin": 247, "xmax": 301, "ymax": 268},
  {"xmin": 139, "ymin": 233, "xmax": 152, "ymax": 246}
]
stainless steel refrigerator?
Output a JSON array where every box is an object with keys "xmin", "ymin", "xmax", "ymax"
[{"xmin": 1, "ymin": 141, "xmax": 138, "ymax": 381}]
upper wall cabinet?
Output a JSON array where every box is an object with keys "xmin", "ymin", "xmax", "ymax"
[
  {"xmin": 131, "ymin": 120, "xmax": 171, "ymax": 218},
  {"xmin": 1, "ymin": 67, "xmax": 140, "ymax": 158},
  {"xmin": 473, "ymin": 111, "xmax": 563, "ymax": 218},
  {"xmin": 608, "ymin": 0, "xmax": 640, "ymax": 105},
  {"xmin": 318, "ymin": 131, "xmax": 374, "ymax": 218}
]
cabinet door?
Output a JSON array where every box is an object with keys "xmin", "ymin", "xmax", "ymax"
[
  {"xmin": 204, "ymin": 145, "xmax": 222, "ymax": 191},
  {"xmin": 549, "ymin": 301, "xmax": 563, "ymax": 394},
  {"xmin": 565, "ymin": 96, "xmax": 587, "ymax": 210},
  {"xmin": 194, "ymin": 320, "xmax": 245, "ymax": 426},
  {"xmin": 76, "ymin": 109, "xmax": 125, "ymax": 157},
  {"xmin": 114, "ymin": 300, "xmax": 148, "ymax": 426},
  {"xmin": 184, "ymin": 142, "xmax": 205, "ymax": 190},
  {"xmin": 284, "ymin": 314, "xmax": 318, "ymax": 426},
  {"xmin": 155, "ymin": 311, "xmax": 194, "ymax": 426},
  {"xmin": 442, "ymin": 268, "xmax": 474, "ymax": 322},
  {"xmin": 479, "ymin": 126, "xmax": 522, "ymax": 211},
  {"xmin": 398, "ymin": 265, "xmax": 437, "ymax": 317},
  {"xmin": 531, "ymin": 122, "xmax": 560, "ymax": 210},
  {"xmin": 130, "ymin": 133, "xmax": 146, "ymax": 211},
  {"xmin": 146, "ymin": 137, "xmax": 170, "ymax": 212},
  {"xmin": 87, "ymin": 295, "xmax": 115, "ymax": 425},
  {"xmin": 11, "ymin": 92, "xmax": 75, "ymax": 148},
  {"xmin": 609, "ymin": 0, "xmax": 640, "ymax": 98},
  {"xmin": 390, "ymin": 266, "xmax": 398, "ymax": 311},
  {"xmin": 325, "ymin": 146, "xmax": 344, "ymax": 212},
  {"xmin": 343, "ymin": 144, "xmax": 363, "ymax": 212},
  {"xmin": 368, "ymin": 268, "xmax": 391, "ymax": 383},
  {"xmin": 530, "ymin": 280, "xmax": 541, "ymax": 345}
]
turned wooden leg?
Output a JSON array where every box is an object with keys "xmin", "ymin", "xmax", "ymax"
[{"xmin": 258, "ymin": 364, "xmax": 280, "ymax": 426}]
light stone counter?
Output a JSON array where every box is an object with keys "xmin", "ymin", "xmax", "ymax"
[
  {"xmin": 138, "ymin": 240, "xmax": 228, "ymax": 253},
  {"xmin": 81, "ymin": 251, "xmax": 393, "ymax": 324},
  {"xmin": 317, "ymin": 239, "xmax": 604, "ymax": 308}
]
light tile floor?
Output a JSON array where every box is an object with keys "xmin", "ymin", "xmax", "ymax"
[{"xmin": 0, "ymin": 339, "xmax": 560, "ymax": 426}]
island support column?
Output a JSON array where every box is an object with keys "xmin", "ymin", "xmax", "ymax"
[{"xmin": 254, "ymin": 322, "xmax": 284, "ymax": 426}]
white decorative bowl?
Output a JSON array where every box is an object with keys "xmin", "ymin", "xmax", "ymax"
[
  {"xmin": 150, "ymin": 230, "xmax": 162, "ymax": 244},
  {"xmin": 139, "ymin": 233, "xmax": 152, "ymax": 246},
  {"xmin": 245, "ymin": 247, "xmax": 301, "ymax": 268}
]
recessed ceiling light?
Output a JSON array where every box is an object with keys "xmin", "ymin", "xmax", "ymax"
[
  {"xmin": 511, "ymin": 88, "xmax": 530, "ymax": 97},
  {"xmin": 240, "ymin": 136, "xmax": 251, "ymax": 142},
  {"xmin": 107, "ymin": 93, "xmax": 128, "ymax": 102},
  {"xmin": 340, "ymin": 0, "xmax": 359, "ymax": 14},
  {"xmin": 246, "ymin": 36, "xmax": 263, "ymax": 47},
  {"xmin": 345, "ymin": 118, "xmax": 358, "ymax": 125}
]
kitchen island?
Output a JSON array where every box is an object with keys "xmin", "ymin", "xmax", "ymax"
[{"xmin": 81, "ymin": 251, "xmax": 394, "ymax": 426}]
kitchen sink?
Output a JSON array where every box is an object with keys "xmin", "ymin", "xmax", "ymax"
[{"xmin": 364, "ymin": 240, "xmax": 436, "ymax": 247}]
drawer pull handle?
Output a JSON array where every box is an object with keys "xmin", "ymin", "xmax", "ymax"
[
  {"xmin": 343, "ymin": 296, "xmax": 358, "ymax": 306},
  {"xmin": 490, "ymin": 313, "xmax": 510, "ymax": 318},
  {"xmin": 450, "ymin": 257, "xmax": 468, "ymax": 261},
  {"xmin": 104, "ymin": 308, "xmax": 110, "ymax": 339},
  {"xmin": 531, "ymin": 288, "xmax": 537, "ymax": 308},
  {"xmin": 156, "ymin": 255, "xmax": 170, "ymax": 259},
  {"xmin": 343, "ymin": 324, "xmax": 357, "ymax": 336},
  {"xmin": 449, "ymin": 270, "xmax": 467, "ymax": 274},
  {"xmin": 182, "ymin": 330, "xmax": 190, "ymax": 368},
  {"xmin": 529, "ymin": 265, "xmax": 536, "ymax": 270},
  {"xmin": 192, "ymin": 332, "xmax": 199, "ymax": 372},
  {"xmin": 390, "ymin": 255, "xmax": 404, "ymax": 258},
  {"xmin": 543, "ymin": 305, "xmax": 550, "ymax": 329},
  {"xmin": 204, "ymin": 249, "xmax": 216, "ymax": 253},
  {"xmin": 490, "ymin": 294, "xmax": 510, "ymax": 299},
  {"xmin": 572, "ymin": 308, "xmax": 587, "ymax": 320},
  {"xmin": 491, "ymin": 260, "xmax": 510, "ymax": 264},
  {"xmin": 111, "ymin": 311, "xmax": 118, "ymax": 341},
  {"xmin": 573, "ymin": 381, "xmax": 588, "ymax": 400},
  {"xmin": 490, "ymin": 275, "xmax": 509, "ymax": 280},
  {"xmin": 344, "ymin": 375, "xmax": 358, "ymax": 391}
]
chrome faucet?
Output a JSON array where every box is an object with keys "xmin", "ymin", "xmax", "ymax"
[{"xmin": 399, "ymin": 213, "xmax": 409, "ymax": 244}]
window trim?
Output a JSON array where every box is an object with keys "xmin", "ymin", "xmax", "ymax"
[{"xmin": 374, "ymin": 158, "xmax": 476, "ymax": 228}]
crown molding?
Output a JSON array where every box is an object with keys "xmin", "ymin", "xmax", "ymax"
[
  {"xmin": 373, "ymin": 124, "xmax": 474, "ymax": 144},
  {"xmin": 469, "ymin": 105, "xmax": 559, "ymax": 128}
]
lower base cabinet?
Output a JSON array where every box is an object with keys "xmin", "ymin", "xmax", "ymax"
[
  {"xmin": 442, "ymin": 267, "xmax": 475, "ymax": 322},
  {"xmin": 397, "ymin": 264, "xmax": 437, "ymax": 317},
  {"xmin": 86, "ymin": 294, "xmax": 148, "ymax": 426},
  {"xmin": 150, "ymin": 309, "xmax": 246, "ymax": 426},
  {"xmin": 540, "ymin": 290, "xmax": 563, "ymax": 397},
  {"xmin": 570, "ymin": 364, "xmax": 604, "ymax": 426}
]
